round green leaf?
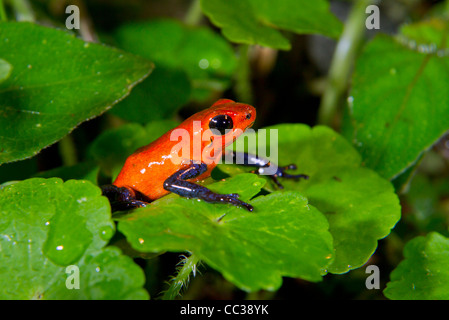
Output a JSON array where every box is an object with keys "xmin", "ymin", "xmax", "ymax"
[
  {"xmin": 384, "ymin": 232, "xmax": 449, "ymax": 300},
  {"xmin": 117, "ymin": 174, "xmax": 334, "ymax": 292},
  {"xmin": 219, "ymin": 124, "xmax": 401, "ymax": 273},
  {"xmin": 0, "ymin": 22, "xmax": 153, "ymax": 164},
  {"xmin": 201, "ymin": 0, "xmax": 342, "ymax": 50},
  {"xmin": 0, "ymin": 178, "xmax": 148, "ymax": 299}
]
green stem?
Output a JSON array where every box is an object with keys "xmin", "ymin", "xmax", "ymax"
[
  {"xmin": 235, "ymin": 45, "xmax": 254, "ymax": 104},
  {"xmin": 0, "ymin": 0, "xmax": 7, "ymax": 22},
  {"xmin": 318, "ymin": 0, "xmax": 372, "ymax": 127},
  {"xmin": 162, "ymin": 253, "xmax": 200, "ymax": 300},
  {"xmin": 10, "ymin": 0, "xmax": 35, "ymax": 22},
  {"xmin": 59, "ymin": 135, "xmax": 78, "ymax": 167},
  {"xmin": 184, "ymin": 0, "xmax": 202, "ymax": 26}
]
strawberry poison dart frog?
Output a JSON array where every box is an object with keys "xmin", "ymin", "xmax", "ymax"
[{"xmin": 101, "ymin": 99, "xmax": 308, "ymax": 212}]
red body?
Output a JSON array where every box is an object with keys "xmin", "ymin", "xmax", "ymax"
[{"xmin": 113, "ymin": 99, "xmax": 256, "ymax": 200}]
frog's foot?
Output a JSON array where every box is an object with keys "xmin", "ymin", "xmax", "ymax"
[{"xmin": 269, "ymin": 164, "xmax": 308, "ymax": 189}]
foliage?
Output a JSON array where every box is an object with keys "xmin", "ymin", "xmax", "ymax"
[{"xmin": 0, "ymin": 0, "xmax": 449, "ymax": 300}]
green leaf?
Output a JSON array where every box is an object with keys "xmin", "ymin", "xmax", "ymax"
[
  {"xmin": 201, "ymin": 0, "xmax": 342, "ymax": 50},
  {"xmin": 0, "ymin": 58, "xmax": 12, "ymax": 84},
  {"xmin": 110, "ymin": 67, "xmax": 191, "ymax": 123},
  {"xmin": 402, "ymin": 173, "xmax": 448, "ymax": 234},
  {"xmin": 88, "ymin": 120, "xmax": 179, "ymax": 178},
  {"xmin": 343, "ymin": 19, "xmax": 449, "ymax": 180},
  {"xmin": 384, "ymin": 232, "xmax": 449, "ymax": 300},
  {"xmin": 400, "ymin": 18, "xmax": 448, "ymax": 47},
  {"xmin": 0, "ymin": 22, "xmax": 153, "ymax": 165},
  {"xmin": 111, "ymin": 19, "xmax": 237, "ymax": 122},
  {"xmin": 219, "ymin": 124, "xmax": 401, "ymax": 273},
  {"xmin": 117, "ymin": 174, "xmax": 334, "ymax": 292},
  {"xmin": 0, "ymin": 178, "xmax": 148, "ymax": 299}
]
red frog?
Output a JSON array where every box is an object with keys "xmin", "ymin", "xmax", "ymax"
[{"xmin": 101, "ymin": 99, "xmax": 308, "ymax": 212}]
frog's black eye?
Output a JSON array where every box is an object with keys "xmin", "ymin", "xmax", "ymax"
[{"xmin": 209, "ymin": 114, "xmax": 234, "ymax": 135}]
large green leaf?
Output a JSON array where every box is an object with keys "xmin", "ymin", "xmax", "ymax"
[
  {"xmin": 343, "ymin": 18, "xmax": 449, "ymax": 180},
  {"xmin": 384, "ymin": 232, "xmax": 449, "ymax": 300},
  {"xmin": 0, "ymin": 178, "xmax": 148, "ymax": 299},
  {"xmin": 0, "ymin": 22, "xmax": 153, "ymax": 165},
  {"xmin": 117, "ymin": 174, "xmax": 334, "ymax": 292},
  {"xmin": 201, "ymin": 0, "xmax": 342, "ymax": 50},
  {"xmin": 111, "ymin": 19, "xmax": 237, "ymax": 122},
  {"xmin": 218, "ymin": 124, "xmax": 401, "ymax": 273}
]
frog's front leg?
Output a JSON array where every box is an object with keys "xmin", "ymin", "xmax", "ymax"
[
  {"xmin": 225, "ymin": 151, "xmax": 309, "ymax": 189},
  {"xmin": 163, "ymin": 162, "xmax": 253, "ymax": 211},
  {"xmin": 101, "ymin": 184, "xmax": 149, "ymax": 212}
]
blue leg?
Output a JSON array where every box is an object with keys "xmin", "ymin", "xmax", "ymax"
[
  {"xmin": 101, "ymin": 184, "xmax": 148, "ymax": 212},
  {"xmin": 163, "ymin": 162, "xmax": 253, "ymax": 211},
  {"xmin": 226, "ymin": 151, "xmax": 309, "ymax": 189}
]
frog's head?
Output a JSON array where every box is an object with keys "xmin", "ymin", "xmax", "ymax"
[
  {"xmin": 170, "ymin": 99, "xmax": 256, "ymax": 165},
  {"xmin": 201, "ymin": 99, "xmax": 255, "ymax": 164}
]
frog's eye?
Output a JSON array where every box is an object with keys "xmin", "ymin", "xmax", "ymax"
[{"xmin": 209, "ymin": 114, "xmax": 234, "ymax": 135}]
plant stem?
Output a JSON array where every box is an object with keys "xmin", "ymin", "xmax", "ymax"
[
  {"xmin": 235, "ymin": 44, "xmax": 254, "ymax": 104},
  {"xmin": 184, "ymin": 0, "xmax": 202, "ymax": 26},
  {"xmin": 0, "ymin": 0, "xmax": 7, "ymax": 21},
  {"xmin": 162, "ymin": 253, "xmax": 200, "ymax": 300},
  {"xmin": 10, "ymin": 0, "xmax": 35, "ymax": 22},
  {"xmin": 318, "ymin": 0, "xmax": 372, "ymax": 127},
  {"xmin": 59, "ymin": 135, "xmax": 78, "ymax": 167}
]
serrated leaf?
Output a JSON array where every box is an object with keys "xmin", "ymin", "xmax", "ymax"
[
  {"xmin": 0, "ymin": 22, "xmax": 153, "ymax": 165},
  {"xmin": 384, "ymin": 232, "xmax": 449, "ymax": 300},
  {"xmin": 0, "ymin": 178, "xmax": 148, "ymax": 299},
  {"xmin": 343, "ymin": 19, "xmax": 449, "ymax": 180},
  {"xmin": 117, "ymin": 174, "xmax": 334, "ymax": 292},
  {"xmin": 201, "ymin": 0, "xmax": 342, "ymax": 50},
  {"xmin": 219, "ymin": 124, "xmax": 401, "ymax": 273}
]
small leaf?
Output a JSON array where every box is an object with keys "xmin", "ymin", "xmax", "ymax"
[
  {"xmin": 343, "ymin": 19, "xmax": 449, "ymax": 180},
  {"xmin": 201, "ymin": 0, "xmax": 342, "ymax": 50},
  {"xmin": 117, "ymin": 174, "xmax": 334, "ymax": 292},
  {"xmin": 0, "ymin": 22, "xmax": 153, "ymax": 164},
  {"xmin": 384, "ymin": 232, "xmax": 449, "ymax": 300},
  {"xmin": 0, "ymin": 178, "xmax": 148, "ymax": 299}
]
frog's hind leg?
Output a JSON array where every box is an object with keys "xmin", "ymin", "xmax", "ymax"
[
  {"xmin": 163, "ymin": 162, "xmax": 253, "ymax": 211},
  {"xmin": 101, "ymin": 184, "xmax": 149, "ymax": 212}
]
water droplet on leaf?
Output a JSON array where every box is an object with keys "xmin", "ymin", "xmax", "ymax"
[{"xmin": 99, "ymin": 225, "xmax": 114, "ymax": 241}]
